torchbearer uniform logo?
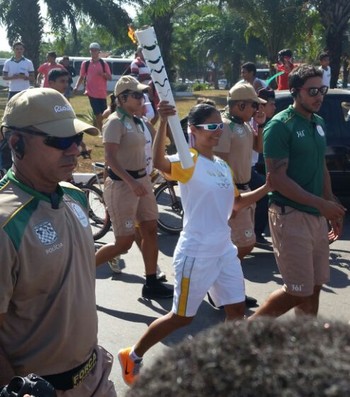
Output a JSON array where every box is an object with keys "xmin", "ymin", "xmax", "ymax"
[{"xmin": 34, "ymin": 221, "xmax": 58, "ymax": 245}]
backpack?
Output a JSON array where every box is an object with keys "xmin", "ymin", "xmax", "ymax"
[{"xmin": 84, "ymin": 59, "xmax": 106, "ymax": 75}]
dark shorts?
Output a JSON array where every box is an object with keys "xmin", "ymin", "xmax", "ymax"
[{"xmin": 88, "ymin": 97, "xmax": 107, "ymax": 115}]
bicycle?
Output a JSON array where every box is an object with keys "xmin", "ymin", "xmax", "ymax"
[
  {"xmin": 153, "ymin": 177, "xmax": 183, "ymax": 235},
  {"xmin": 86, "ymin": 164, "xmax": 183, "ymax": 236},
  {"xmin": 71, "ymin": 169, "xmax": 111, "ymax": 241}
]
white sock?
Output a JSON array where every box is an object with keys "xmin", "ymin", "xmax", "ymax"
[{"xmin": 130, "ymin": 347, "xmax": 143, "ymax": 362}]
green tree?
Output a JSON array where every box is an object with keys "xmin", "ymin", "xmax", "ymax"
[
  {"xmin": 225, "ymin": 0, "xmax": 305, "ymax": 69},
  {"xmin": 307, "ymin": 0, "xmax": 350, "ymax": 87},
  {"xmin": 132, "ymin": 0, "xmax": 200, "ymax": 81},
  {"xmin": 192, "ymin": 5, "xmax": 250, "ymax": 87},
  {"xmin": 0, "ymin": 0, "xmax": 131, "ymax": 70}
]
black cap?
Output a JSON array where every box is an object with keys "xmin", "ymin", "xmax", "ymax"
[{"xmin": 258, "ymin": 87, "xmax": 275, "ymax": 101}]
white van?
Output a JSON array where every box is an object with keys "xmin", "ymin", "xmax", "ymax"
[
  {"xmin": 0, "ymin": 58, "xmax": 9, "ymax": 88},
  {"xmin": 57, "ymin": 56, "xmax": 133, "ymax": 92}
]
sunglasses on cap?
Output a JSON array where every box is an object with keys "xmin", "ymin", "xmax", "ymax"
[
  {"xmin": 128, "ymin": 92, "xmax": 144, "ymax": 100},
  {"xmin": 298, "ymin": 85, "xmax": 328, "ymax": 97},
  {"xmin": 6, "ymin": 127, "xmax": 84, "ymax": 150},
  {"xmin": 195, "ymin": 123, "xmax": 224, "ymax": 131}
]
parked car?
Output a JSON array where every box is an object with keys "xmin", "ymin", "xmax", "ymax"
[{"xmin": 256, "ymin": 88, "xmax": 350, "ymax": 200}]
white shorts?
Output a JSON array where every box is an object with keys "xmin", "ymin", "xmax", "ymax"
[{"xmin": 171, "ymin": 247, "xmax": 245, "ymax": 317}]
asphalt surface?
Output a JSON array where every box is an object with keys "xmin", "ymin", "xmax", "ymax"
[{"xmin": 95, "ymin": 211, "xmax": 350, "ymax": 396}]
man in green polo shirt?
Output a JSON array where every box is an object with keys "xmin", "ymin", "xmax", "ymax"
[{"xmin": 251, "ymin": 64, "xmax": 346, "ymax": 318}]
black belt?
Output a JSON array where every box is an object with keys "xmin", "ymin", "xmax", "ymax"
[
  {"xmin": 42, "ymin": 349, "xmax": 97, "ymax": 391},
  {"xmin": 236, "ymin": 181, "xmax": 250, "ymax": 190},
  {"xmin": 270, "ymin": 201, "xmax": 286, "ymax": 214},
  {"xmin": 108, "ymin": 168, "xmax": 146, "ymax": 181}
]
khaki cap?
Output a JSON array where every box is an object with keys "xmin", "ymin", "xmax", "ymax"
[
  {"xmin": 2, "ymin": 88, "xmax": 98, "ymax": 137},
  {"xmin": 114, "ymin": 75, "xmax": 149, "ymax": 96},
  {"xmin": 228, "ymin": 83, "xmax": 267, "ymax": 103}
]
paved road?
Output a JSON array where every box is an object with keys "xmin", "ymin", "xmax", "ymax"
[{"xmin": 95, "ymin": 213, "xmax": 350, "ymax": 396}]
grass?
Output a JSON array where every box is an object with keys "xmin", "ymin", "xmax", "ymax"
[{"xmin": 0, "ymin": 88, "xmax": 227, "ymax": 173}]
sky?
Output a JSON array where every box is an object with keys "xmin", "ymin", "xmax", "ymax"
[{"xmin": 0, "ymin": 2, "xmax": 137, "ymax": 52}]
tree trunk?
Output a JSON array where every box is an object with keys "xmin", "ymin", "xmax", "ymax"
[
  {"xmin": 153, "ymin": 13, "xmax": 175, "ymax": 82},
  {"xmin": 326, "ymin": 32, "xmax": 343, "ymax": 88}
]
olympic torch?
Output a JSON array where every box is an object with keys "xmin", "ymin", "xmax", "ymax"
[{"xmin": 135, "ymin": 26, "xmax": 193, "ymax": 169}]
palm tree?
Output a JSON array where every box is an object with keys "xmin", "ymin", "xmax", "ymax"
[
  {"xmin": 0, "ymin": 0, "xmax": 131, "ymax": 69},
  {"xmin": 308, "ymin": 0, "xmax": 350, "ymax": 87},
  {"xmin": 226, "ymin": 0, "xmax": 305, "ymax": 69}
]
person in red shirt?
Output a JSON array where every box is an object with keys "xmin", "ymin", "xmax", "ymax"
[
  {"xmin": 37, "ymin": 51, "xmax": 66, "ymax": 88},
  {"xmin": 276, "ymin": 49, "xmax": 294, "ymax": 90},
  {"xmin": 74, "ymin": 42, "xmax": 112, "ymax": 134}
]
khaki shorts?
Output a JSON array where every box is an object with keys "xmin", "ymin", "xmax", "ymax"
[
  {"xmin": 104, "ymin": 176, "xmax": 158, "ymax": 237},
  {"xmin": 269, "ymin": 203, "xmax": 329, "ymax": 297},
  {"xmin": 56, "ymin": 345, "xmax": 116, "ymax": 397},
  {"xmin": 229, "ymin": 198, "xmax": 256, "ymax": 248}
]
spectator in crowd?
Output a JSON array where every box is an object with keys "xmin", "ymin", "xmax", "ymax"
[
  {"xmin": 126, "ymin": 317, "xmax": 350, "ymax": 397},
  {"xmin": 130, "ymin": 47, "xmax": 151, "ymax": 83},
  {"xmin": 48, "ymin": 68, "xmax": 97, "ymax": 159},
  {"xmin": 74, "ymin": 43, "xmax": 112, "ymax": 134},
  {"xmin": 276, "ymin": 48, "xmax": 294, "ymax": 90},
  {"xmin": 95, "ymin": 75, "xmax": 173, "ymax": 298},
  {"xmin": 48, "ymin": 68, "xmax": 70, "ymax": 95},
  {"xmin": 319, "ymin": 52, "xmax": 331, "ymax": 88},
  {"xmin": 59, "ymin": 55, "xmax": 77, "ymax": 99},
  {"xmin": 241, "ymin": 62, "xmax": 266, "ymax": 93},
  {"xmin": 117, "ymin": 101, "xmax": 270, "ymax": 387},
  {"xmin": 0, "ymin": 88, "xmax": 116, "ymax": 396},
  {"xmin": 251, "ymin": 65, "xmax": 345, "ymax": 319},
  {"xmin": 214, "ymin": 83, "xmax": 267, "ymax": 307},
  {"xmin": 2, "ymin": 41, "xmax": 35, "ymax": 100},
  {"xmin": 37, "ymin": 51, "xmax": 66, "ymax": 88},
  {"xmin": 250, "ymin": 87, "xmax": 276, "ymax": 247}
]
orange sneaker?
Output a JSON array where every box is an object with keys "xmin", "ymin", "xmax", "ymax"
[{"xmin": 118, "ymin": 347, "xmax": 143, "ymax": 386}]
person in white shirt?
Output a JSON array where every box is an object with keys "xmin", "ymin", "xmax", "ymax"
[
  {"xmin": 117, "ymin": 101, "xmax": 270, "ymax": 387},
  {"xmin": 319, "ymin": 52, "xmax": 331, "ymax": 87},
  {"xmin": 2, "ymin": 41, "xmax": 35, "ymax": 100}
]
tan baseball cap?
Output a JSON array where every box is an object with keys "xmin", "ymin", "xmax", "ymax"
[
  {"xmin": 228, "ymin": 83, "xmax": 267, "ymax": 103},
  {"xmin": 114, "ymin": 75, "xmax": 149, "ymax": 96},
  {"xmin": 2, "ymin": 88, "xmax": 99, "ymax": 137}
]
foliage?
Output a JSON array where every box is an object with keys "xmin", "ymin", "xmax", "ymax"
[
  {"xmin": 306, "ymin": 0, "xmax": 350, "ymax": 87},
  {"xmin": 192, "ymin": 82, "xmax": 211, "ymax": 91},
  {"xmin": 0, "ymin": 0, "xmax": 131, "ymax": 69},
  {"xmin": 225, "ymin": 0, "xmax": 306, "ymax": 67},
  {"xmin": 0, "ymin": 0, "xmax": 43, "ymax": 69}
]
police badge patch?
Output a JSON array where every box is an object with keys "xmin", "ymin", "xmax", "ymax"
[{"xmin": 34, "ymin": 221, "xmax": 58, "ymax": 245}]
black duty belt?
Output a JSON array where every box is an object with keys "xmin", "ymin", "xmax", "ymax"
[
  {"xmin": 270, "ymin": 201, "xmax": 286, "ymax": 214},
  {"xmin": 108, "ymin": 167, "xmax": 147, "ymax": 181},
  {"xmin": 236, "ymin": 181, "xmax": 251, "ymax": 191},
  {"xmin": 42, "ymin": 349, "xmax": 97, "ymax": 390}
]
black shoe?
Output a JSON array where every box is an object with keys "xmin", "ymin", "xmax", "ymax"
[
  {"xmin": 255, "ymin": 235, "xmax": 272, "ymax": 247},
  {"xmin": 245, "ymin": 295, "xmax": 258, "ymax": 308},
  {"xmin": 142, "ymin": 282, "xmax": 174, "ymax": 299},
  {"xmin": 207, "ymin": 292, "xmax": 224, "ymax": 310}
]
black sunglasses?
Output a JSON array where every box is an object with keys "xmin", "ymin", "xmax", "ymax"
[
  {"xmin": 128, "ymin": 92, "xmax": 144, "ymax": 100},
  {"xmin": 299, "ymin": 86, "xmax": 328, "ymax": 97},
  {"xmin": 5, "ymin": 127, "xmax": 83, "ymax": 150}
]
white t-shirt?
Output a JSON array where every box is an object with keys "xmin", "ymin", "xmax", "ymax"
[
  {"xmin": 320, "ymin": 66, "xmax": 331, "ymax": 87},
  {"xmin": 3, "ymin": 57, "xmax": 34, "ymax": 92},
  {"xmin": 166, "ymin": 150, "xmax": 239, "ymax": 258}
]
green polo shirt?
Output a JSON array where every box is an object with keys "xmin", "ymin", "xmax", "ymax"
[{"xmin": 264, "ymin": 105, "xmax": 326, "ymax": 215}]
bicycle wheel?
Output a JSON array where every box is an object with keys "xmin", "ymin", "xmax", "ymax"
[
  {"xmin": 81, "ymin": 185, "xmax": 111, "ymax": 241},
  {"xmin": 86, "ymin": 171, "xmax": 105, "ymax": 191},
  {"xmin": 154, "ymin": 181, "xmax": 183, "ymax": 235}
]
